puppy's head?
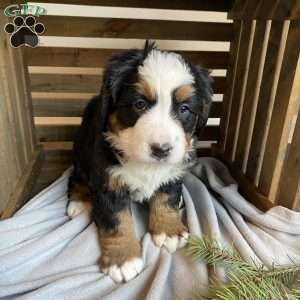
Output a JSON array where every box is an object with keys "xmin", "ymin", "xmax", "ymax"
[{"xmin": 102, "ymin": 41, "xmax": 212, "ymax": 165}]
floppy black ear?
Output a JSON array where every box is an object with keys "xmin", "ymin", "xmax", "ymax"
[
  {"xmin": 98, "ymin": 40, "xmax": 156, "ymax": 130},
  {"xmin": 189, "ymin": 65, "xmax": 213, "ymax": 134}
]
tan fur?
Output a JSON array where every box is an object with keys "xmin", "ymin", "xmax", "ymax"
[
  {"xmin": 149, "ymin": 192, "xmax": 187, "ymax": 236},
  {"xmin": 108, "ymin": 113, "xmax": 123, "ymax": 134},
  {"xmin": 175, "ymin": 84, "xmax": 195, "ymax": 103},
  {"xmin": 99, "ymin": 209, "xmax": 141, "ymax": 268},
  {"xmin": 135, "ymin": 79, "xmax": 156, "ymax": 101},
  {"xmin": 69, "ymin": 183, "xmax": 90, "ymax": 203},
  {"xmin": 107, "ymin": 175, "xmax": 126, "ymax": 193}
]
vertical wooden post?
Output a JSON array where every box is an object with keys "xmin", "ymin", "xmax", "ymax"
[{"xmin": 0, "ymin": 10, "xmax": 41, "ymax": 217}]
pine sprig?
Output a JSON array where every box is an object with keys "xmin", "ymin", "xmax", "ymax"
[{"xmin": 184, "ymin": 235, "xmax": 300, "ymax": 300}]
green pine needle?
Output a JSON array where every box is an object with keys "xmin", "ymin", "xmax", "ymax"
[{"xmin": 183, "ymin": 235, "xmax": 300, "ymax": 300}]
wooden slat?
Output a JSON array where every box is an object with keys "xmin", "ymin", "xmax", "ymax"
[
  {"xmin": 224, "ymin": 20, "xmax": 255, "ymax": 162},
  {"xmin": 234, "ymin": 21, "xmax": 271, "ymax": 172},
  {"xmin": 28, "ymin": 0, "xmax": 233, "ymax": 11},
  {"xmin": 32, "ymin": 98, "xmax": 222, "ymax": 117},
  {"xmin": 276, "ymin": 110, "xmax": 300, "ymax": 209},
  {"xmin": 246, "ymin": 21, "xmax": 289, "ymax": 182},
  {"xmin": 26, "ymin": 48, "xmax": 230, "ymax": 69},
  {"xmin": 271, "ymin": 0, "xmax": 298, "ymax": 20},
  {"xmin": 40, "ymin": 16, "xmax": 233, "ymax": 41},
  {"xmin": 255, "ymin": 0, "xmax": 279, "ymax": 20},
  {"xmin": 228, "ymin": 0, "xmax": 246, "ymax": 19},
  {"xmin": 30, "ymin": 74, "xmax": 101, "ymax": 93},
  {"xmin": 29, "ymin": 74, "xmax": 226, "ymax": 94},
  {"xmin": 36, "ymin": 125, "xmax": 219, "ymax": 142},
  {"xmin": 259, "ymin": 22, "xmax": 300, "ymax": 201},
  {"xmin": 1, "ymin": 147, "xmax": 44, "ymax": 219},
  {"xmin": 227, "ymin": 162, "xmax": 275, "ymax": 212},
  {"xmin": 240, "ymin": 0, "xmax": 262, "ymax": 20},
  {"xmin": 291, "ymin": 1, "xmax": 300, "ymax": 20},
  {"xmin": 219, "ymin": 21, "xmax": 242, "ymax": 154}
]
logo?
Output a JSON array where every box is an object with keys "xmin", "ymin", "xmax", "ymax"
[{"xmin": 3, "ymin": 3, "xmax": 47, "ymax": 48}]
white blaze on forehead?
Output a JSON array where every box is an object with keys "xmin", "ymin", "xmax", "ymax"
[{"xmin": 138, "ymin": 50, "xmax": 194, "ymax": 101}]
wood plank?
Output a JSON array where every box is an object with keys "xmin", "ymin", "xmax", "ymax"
[
  {"xmin": 218, "ymin": 21, "xmax": 242, "ymax": 154},
  {"xmin": 235, "ymin": 0, "xmax": 261, "ymax": 20},
  {"xmin": 276, "ymin": 110, "xmax": 300, "ymax": 209},
  {"xmin": 234, "ymin": 21, "xmax": 271, "ymax": 172},
  {"xmin": 32, "ymin": 98, "xmax": 222, "ymax": 117},
  {"xmin": 29, "ymin": 74, "xmax": 226, "ymax": 94},
  {"xmin": 272, "ymin": 0, "xmax": 298, "ymax": 20},
  {"xmin": 28, "ymin": 0, "xmax": 233, "ymax": 11},
  {"xmin": 227, "ymin": 162, "xmax": 275, "ymax": 212},
  {"xmin": 228, "ymin": 0, "xmax": 246, "ymax": 19},
  {"xmin": 1, "ymin": 147, "xmax": 44, "ymax": 219},
  {"xmin": 255, "ymin": 0, "xmax": 279, "ymax": 20},
  {"xmin": 291, "ymin": 1, "xmax": 300, "ymax": 20},
  {"xmin": 26, "ymin": 48, "xmax": 230, "ymax": 69},
  {"xmin": 39, "ymin": 16, "xmax": 233, "ymax": 42},
  {"xmin": 259, "ymin": 22, "xmax": 300, "ymax": 201},
  {"xmin": 224, "ymin": 20, "xmax": 255, "ymax": 162},
  {"xmin": 36, "ymin": 125, "xmax": 220, "ymax": 142},
  {"xmin": 246, "ymin": 21, "xmax": 289, "ymax": 183}
]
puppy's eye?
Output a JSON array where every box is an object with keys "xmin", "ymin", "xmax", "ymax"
[
  {"xmin": 134, "ymin": 99, "xmax": 147, "ymax": 111},
  {"xmin": 179, "ymin": 104, "xmax": 190, "ymax": 114}
]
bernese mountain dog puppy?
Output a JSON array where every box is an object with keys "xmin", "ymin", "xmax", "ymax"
[{"xmin": 67, "ymin": 41, "xmax": 212, "ymax": 283}]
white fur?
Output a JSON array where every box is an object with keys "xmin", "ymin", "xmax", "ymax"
[
  {"xmin": 108, "ymin": 161, "xmax": 187, "ymax": 201},
  {"xmin": 107, "ymin": 50, "xmax": 194, "ymax": 165},
  {"xmin": 152, "ymin": 231, "xmax": 189, "ymax": 253},
  {"xmin": 106, "ymin": 50, "xmax": 195, "ymax": 200},
  {"xmin": 138, "ymin": 50, "xmax": 194, "ymax": 95},
  {"xmin": 102, "ymin": 257, "xmax": 144, "ymax": 283},
  {"xmin": 67, "ymin": 201, "xmax": 91, "ymax": 218}
]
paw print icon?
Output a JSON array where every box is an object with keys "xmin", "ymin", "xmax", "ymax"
[{"xmin": 4, "ymin": 16, "xmax": 45, "ymax": 48}]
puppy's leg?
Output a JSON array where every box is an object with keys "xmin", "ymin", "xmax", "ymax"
[
  {"xmin": 67, "ymin": 177, "xmax": 91, "ymax": 218},
  {"xmin": 91, "ymin": 183, "xmax": 143, "ymax": 283},
  {"xmin": 149, "ymin": 182, "xmax": 189, "ymax": 253},
  {"xmin": 97, "ymin": 208, "xmax": 143, "ymax": 283}
]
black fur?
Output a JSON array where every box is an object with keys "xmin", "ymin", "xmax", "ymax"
[{"xmin": 68, "ymin": 41, "xmax": 212, "ymax": 232}]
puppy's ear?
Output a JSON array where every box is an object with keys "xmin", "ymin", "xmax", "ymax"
[
  {"xmin": 99, "ymin": 41, "xmax": 156, "ymax": 129},
  {"xmin": 190, "ymin": 65, "xmax": 213, "ymax": 134}
]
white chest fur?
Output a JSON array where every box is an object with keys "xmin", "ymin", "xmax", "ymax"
[{"xmin": 108, "ymin": 162, "xmax": 186, "ymax": 202}]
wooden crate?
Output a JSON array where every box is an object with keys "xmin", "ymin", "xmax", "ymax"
[{"xmin": 0, "ymin": 0, "xmax": 299, "ymax": 218}]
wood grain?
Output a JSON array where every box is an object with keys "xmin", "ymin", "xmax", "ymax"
[
  {"xmin": 259, "ymin": 22, "xmax": 300, "ymax": 201},
  {"xmin": 29, "ymin": 74, "xmax": 226, "ymax": 94},
  {"xmin": 234, "ymin": 21, "xmax": 271, "ymax": 172},
  {"xmin": 246, "ymin": 21, "xmax": 289, "ymax": 183},
  {"xmin": 276, "ymin": 110, "xmax": 300, "ymax": 209},
  {"xmin": 218, "ymin": 21, "xmax": 242, "ymax": 154},
  {"xmin": 26, "ymin": 48, "xmax": 230, "ymax": 69},
  {"xmin": 28, "ymin": 0, "xmax": 233, "ymax": 11},
  {"xmin": 39, "ymin": 16, "xmax": 233, "ymax": 42},
  {"xmin": 224, "ymin": 20, "xmax": 255, "ymax": 162}
]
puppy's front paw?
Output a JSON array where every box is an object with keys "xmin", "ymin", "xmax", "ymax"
[
  {"xmin": 100, "ymin": 231, "xmax": 143, "ymax": 283},
  {"xmin": 152, "ymin": 231, "xmax": 189, "ymax": 253},
  {"xmin": 67, "ymin": 200, "xmax": 91, "ymax": 218},
  {"xmin": 102, "ymin": 257, "xmax": 144, "ymax": 283}
]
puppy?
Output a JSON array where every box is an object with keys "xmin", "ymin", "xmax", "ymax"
[{"xmin": 67, "ymin": 41, "xmax": 212, "ymax": 283}]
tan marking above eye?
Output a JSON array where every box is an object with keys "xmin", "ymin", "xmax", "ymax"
[
  {"xmin": 175, "ymin": 84, "xmax": 195, "ymax": 103},
  {"xmin": 135, "ymin": 79, "xmax": 156, "ymax": 101},
  {"xmin": 108, "ymin": 113, "xmax": 123, "ymax": 134}
]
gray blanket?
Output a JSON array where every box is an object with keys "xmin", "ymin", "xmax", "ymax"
[{"xmin": 1, "ymin": 157, "xmax": 300, "ymax": 300}]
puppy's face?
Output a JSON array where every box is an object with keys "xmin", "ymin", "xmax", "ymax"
[{"xmin": 106, "ymin": 49, "xmax": 212, "ymax": 165}]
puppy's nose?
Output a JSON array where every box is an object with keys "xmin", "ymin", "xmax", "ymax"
[{"xmin": 151, "ymin": 143, "xmax": 173, "ymax": 159}]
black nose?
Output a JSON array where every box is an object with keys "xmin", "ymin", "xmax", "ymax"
[{"xmin": 151, "ymin": 143, "xmax": 173, "ymax": 159}]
